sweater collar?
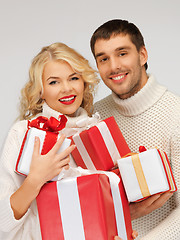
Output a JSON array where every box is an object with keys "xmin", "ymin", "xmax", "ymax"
[
  {"xmin": 41, "ymin": 102, "xmax": 89, "ymax": 128},
  {"xmin": 112, "ymin": 74, "xmax": 167, "ymax": 116}
]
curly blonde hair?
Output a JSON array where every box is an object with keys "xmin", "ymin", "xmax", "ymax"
[{"xmin": 19, "ymin": 42, "xmax": 99, "ymax": 120}]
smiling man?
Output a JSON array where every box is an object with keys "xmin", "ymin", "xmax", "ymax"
[
  {"xmin": 91, "ymin": 19, "xmax": 180, "ymax": 239},
  {"xmin": 94, "ymin": 33, "xmax": 147, "ymax": 99}
]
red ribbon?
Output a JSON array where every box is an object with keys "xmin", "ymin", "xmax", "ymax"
[
  {"xmin": 28, "ymin": 115, "xmax": 67, "ymax": 132},
  {"xmin": 139, "ymin": 146, "xmax": 147, "ymax": 153}
]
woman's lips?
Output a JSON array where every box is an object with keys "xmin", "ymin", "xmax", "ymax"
[{"xmin": 59, "ymin": 95, "xmax": 76, "ymax": 105}]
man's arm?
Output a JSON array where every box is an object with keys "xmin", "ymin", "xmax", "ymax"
[{"xmin": 130, "ymin": 192, "xmax": 173, "ymax": 220}]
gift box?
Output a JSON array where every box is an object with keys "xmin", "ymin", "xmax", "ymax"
[
  {"xmin": 15, "ymin": 116, "xmax": 71, "ymax": 180},
  {"xmin": 36, "ymin": 172, "xmax": 133, "ymax": 240},
  {"xmin": 117, "ymin": 148, "xmax": 177, "ymax": 202},
  {"xmin": 71, "ymin": 116, "xmax": 131, "ymax": 171}
]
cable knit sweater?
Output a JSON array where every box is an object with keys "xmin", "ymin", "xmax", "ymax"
[
  {"xmin": 94, "ymin": 74, "xmax": 180, "ymax": 240},
  {"xmin": 0, "ymin": 103, "xmax": 92, "ymax": 240}
]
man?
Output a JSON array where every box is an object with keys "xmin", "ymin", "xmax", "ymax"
[{"xmin": 91, "ymin": 19, "xmax": 180, "ymax": 239}]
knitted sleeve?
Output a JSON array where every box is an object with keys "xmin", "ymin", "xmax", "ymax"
[
  {"xmin": 0, "ymin": 121, "xmax": 38, "ymax": 237},
  {"xmin": 142, "ymin": 121, "xmax": 180, "ymax": 240}
]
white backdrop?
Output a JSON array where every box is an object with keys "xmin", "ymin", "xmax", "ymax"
[{"xmin": 0, "ymin": 0, "xmax": 180, "ymax": 150}]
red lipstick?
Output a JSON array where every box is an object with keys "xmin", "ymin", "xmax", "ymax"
[{"xmin": 59, "ymin": 95, "xmax": 76, "ymax": 105}]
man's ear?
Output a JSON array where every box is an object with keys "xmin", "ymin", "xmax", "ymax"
[{"xmin": 140, "ymin": 46, "xmax": 148, "ymax": 67}]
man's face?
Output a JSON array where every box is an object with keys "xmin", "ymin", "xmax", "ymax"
[{"xmin": 94, "ymin": 34, "xmax": 148, "ymax": 99}]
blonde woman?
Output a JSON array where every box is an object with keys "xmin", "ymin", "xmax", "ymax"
[
  {"xmin": 0, "ymin": 42, "xmax": 100, "ymax": 239},
  {"xmin": 0, "ymin": 42, "xmax": 137, "ymax": 239}
]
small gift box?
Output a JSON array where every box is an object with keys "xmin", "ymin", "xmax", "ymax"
[
  {"xmin": 71, "ymin": 116, "xmax": 131, "ymax": 171},
  {"xmin": 36, "ymin": 171, "xmax": 133, "ymax": 240},
  {"xmin": 117, "ymin": 148, "xmax": 177, "ymax": 202},
  {"xmin": 15, "ymin": 116, "xmax": 71, "ymax": 180}
]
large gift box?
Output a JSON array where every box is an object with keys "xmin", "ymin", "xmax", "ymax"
[
  {"xmin": 36, "ymin": 171, "xmax": 133, "ymax": 240},
  {"xmin": 15, "ymin": 116, "xmax": 71, "ymax": 180},
  {"xmin": 71, "ymin": 116, "xmax": 131, "ymax": 171},
  {"xmin": 117, "ymin": 148, "xmax": 177, "ymax": 202}
]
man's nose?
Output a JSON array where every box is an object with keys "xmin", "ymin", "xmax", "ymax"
[{"xmin": 109, "ymin": 57, "xmax": 121, "ymax": 72}]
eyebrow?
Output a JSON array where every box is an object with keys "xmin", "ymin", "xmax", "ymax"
[
  {"xmin": 95, "ymin": 46, "xmax": 131, "ymax": 59},
  {"xmin": 46, "ymin": 72, "xmax": 78, "ymax": 81}
]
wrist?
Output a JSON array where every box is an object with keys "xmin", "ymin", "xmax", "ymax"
[{"xmin": 25, "ymin": 174, "xmax": 44, "ymax": 196}]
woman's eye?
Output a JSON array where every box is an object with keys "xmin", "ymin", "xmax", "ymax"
[
  {"xmin": 71, "ymin": 77, "xmax": 79, "ymax": 81},
  {"xmin": 49, "ymin": 80, "xmax": 57, "ymax": 85}
]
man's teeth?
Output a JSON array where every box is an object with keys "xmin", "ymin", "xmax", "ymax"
[
  {"xmin": 59, "ymin": 96, "xmax": 75, "ymax": 102},
  {"xmin": 112, "ymin": 75, "xmax": 126, "ymax": 80}
]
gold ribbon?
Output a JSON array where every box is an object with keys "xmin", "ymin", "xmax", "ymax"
[
  {"xmin": 117, "ymin": 152, "xmax": 150, "ymax": 198},
  {"xmin": 131, "ymin": 154, "xmax": 150, "ymax": 198}
]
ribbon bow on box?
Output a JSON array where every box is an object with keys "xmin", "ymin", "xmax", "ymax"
[
  {"xmin": 28, "ymin": 115, "xmax": 67, "ymax": 133},
  {"xmin": 15, "ymin": 115, "xmax": 71, "ymax": 178}
]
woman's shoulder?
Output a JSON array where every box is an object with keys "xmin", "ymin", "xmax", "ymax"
[
  {"xmin": 7, "ymin": 120, "xmax": 29, "ymax": 141},
  {"xmin": 11, "ymin": 119, "xmax": 28, "ymax": 132},
  {"xmin": 1, "ymin": 120, "xmax": 29, "ymax": 157}
]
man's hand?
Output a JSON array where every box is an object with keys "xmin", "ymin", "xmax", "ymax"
[
  {"xmin": 129, "ymin": 192, "xmax": 173, "ymax": 220},
  {"xmin": 114, "ymin": 230, "xmax": 138, "ymax": 239}
]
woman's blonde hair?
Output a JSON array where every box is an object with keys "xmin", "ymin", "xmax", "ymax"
[{"xmin": 19, "ymin": 42, "xmax": 99, "ymax": 120}]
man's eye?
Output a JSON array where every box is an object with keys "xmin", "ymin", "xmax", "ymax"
[
  {"xmin": 119, "ymin": 52, "xmax": 126, "ymax": 56},
  {"xmin": 100, "ymin": 57, "xmax": 108, "ymax": 62}
]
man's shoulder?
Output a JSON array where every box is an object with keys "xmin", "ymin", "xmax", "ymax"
[
  {"xmin": 94, "ymin": 94, "xmax": 115, "ymax": 118},
  {"xmin": 164, "ymin": 90, "xmax": 180, "ymax": 108},
  {"xmin": 94, "ymin": 94, "xmax": 113, "ymax": 108},
  {"xmin": 160, "ymin": 90, "xmax": 180, "ymax": 125}
]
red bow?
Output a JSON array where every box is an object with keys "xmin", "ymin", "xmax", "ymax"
[{"xmin": 28, "ymin": 115, "xmax": 67, "ymax": 132}]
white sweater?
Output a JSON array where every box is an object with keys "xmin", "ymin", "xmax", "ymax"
[
  {"xmin": 94, "ymin": 74, "xmax": 180, "ymax": 240},
  {"xmin": 0, "ymin": 104, "xmax": 91, "ymax": 240}
]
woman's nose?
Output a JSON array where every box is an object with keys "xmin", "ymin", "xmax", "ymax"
[{"xmin": 61, "ymin": 81, "xmax": 72, "ymax": 92}]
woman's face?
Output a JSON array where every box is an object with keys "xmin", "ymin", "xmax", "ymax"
[{"xmin": 42, "ymin": 60, "xmax": 84, "ymax": 116}]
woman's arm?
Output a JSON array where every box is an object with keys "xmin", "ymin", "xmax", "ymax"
[{"xmin": 10, "ymin": 135, "xmax": 75, "ymax": 220}]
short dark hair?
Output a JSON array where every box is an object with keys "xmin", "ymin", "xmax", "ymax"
[{"xmin": 90, "ymin": 19, "xmax": 148, "ymax": 70}]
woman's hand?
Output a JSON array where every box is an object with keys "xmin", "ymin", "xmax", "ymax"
[
  {"xmin": 10, "ymin": 134, "xmax": 75, "ymax": 220},
  {"xmin": 28, "ymin": 134, "xmax": 76, "ymax": 190}
]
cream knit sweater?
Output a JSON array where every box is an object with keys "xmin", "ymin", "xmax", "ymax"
[
  {"xmin": 0, "ymin": 104, "xmax": 90, "ymax": 240},
  {"xmin": 94, "ymin": 74, "xmax": 180, "ymax": 240}
]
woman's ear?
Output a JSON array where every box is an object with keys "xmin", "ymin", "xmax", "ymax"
[
  {"xmin": 40, "ymin": 88, "xmax": 45, "ymax": 100},
  {"xmin": 140, "ymin": 46, "xmax": 148, "ymax": 67}
]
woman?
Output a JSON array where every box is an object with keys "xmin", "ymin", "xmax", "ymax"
[{"xmin": 0, "ymin": 42, "xmax": 137, "ymax": 239}]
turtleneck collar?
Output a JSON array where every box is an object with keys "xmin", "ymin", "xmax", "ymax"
[
  {"xmin": 41, "ymin": 102, "xmax": 89, "ymax": 128},
  {"xmin": 112, "ymin": 74, "xmax": 167, "ymax": 116}
]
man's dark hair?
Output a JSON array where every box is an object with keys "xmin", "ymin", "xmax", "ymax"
[{"xmin": 90, "ymin": 19, "xmax": 148, "ymax": 70}]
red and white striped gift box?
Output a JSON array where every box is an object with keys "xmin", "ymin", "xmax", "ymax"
[
  {"xmin": 15, "ymin": 116, "xmax": 70, "ymax": 180},
  {"xmin": 71, "ymin": 116, "xmax": 131, "ymax": 171},
  {"xmin": 36, "ymin": 172, "xmax": 133, "ymax": 240}
]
